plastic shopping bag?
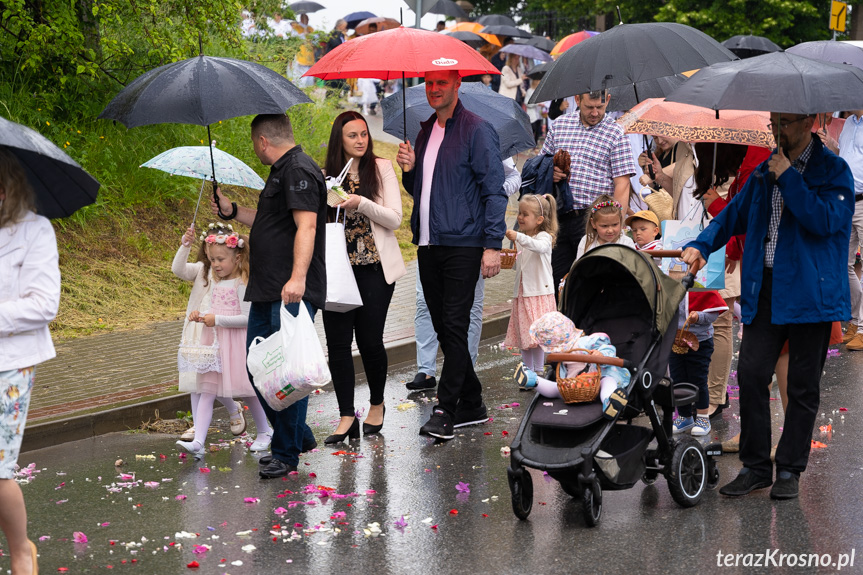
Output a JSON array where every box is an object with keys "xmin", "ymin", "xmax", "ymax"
[{"xmin": 246, "ymin": 304, "xmax": 331, "ymax": 411}]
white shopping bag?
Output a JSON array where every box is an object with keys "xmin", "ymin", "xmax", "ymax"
[
  {"xmin": 325, "ymin": 207, "xmax": 363, "ymax": 312},
  {"xmin": 246, "ymin": 304, "xmax": 331, "ymax": 411}
]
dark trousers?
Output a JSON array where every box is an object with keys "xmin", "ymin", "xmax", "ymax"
[
  {"xmin": 246, "ymin": 301, "xmax": 316, "ymax": 466},
  {"xmin": 737, "ymin": 269, "xmax": 832, "ymax": 477},
  {"xmin": 552, "ymin": 209, "xmax": 587, "ymax": 303},
  {"xmin": 417, "ymin": 245, "xmax": 483, "ymax": 416},
  {"xmin": 322, "ymin": 263, "xmax": 395, "ymax": 417},
  {"xmin": 668, "ymin": 337, "xmax": 714, "ymax": 417}
]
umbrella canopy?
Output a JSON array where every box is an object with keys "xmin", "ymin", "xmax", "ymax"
[
  {"xmin": 477, "ymin": 14, "xmax": 516, "ymax": 27},
  {"xmin": 550, "ymin": 30, "xmax": 598, "ymax": 57},
  {"xmin": 403, "ymin": 0, "xmax": 467, "ymax": 18},
  {"xmin": 499, "ymin": 43, "xmax": 552, "ymax": 62},
  {"xmin": 304, "ymin": 26, "xmax": 500, "ymax": 80},
  {"xmin": 665, "ymin": 51, "xmax": 863, "ymax": 114},
  {"xmin": 98, "ymin": 55, "xmax": 312, "ymax": 128},
  {"xmin": 618, "ymin": 98, "xmax": 774, "ymax": 148},
  {"xmin": 0, "ymin": 115, "xmax": 99, "ymax": 219},
  {"xmin": 525, "ymin": 61, "xmax": 553, "ymax": 80},
  {"xmin": 288, "ymin": 1, "xmax": 324, "ymax": 14},
  {"xmin": 530, "ymin": 22, "xmax": 737, "ymax": 106},
  {"xmin": 141, "ymin": 146, "xmax": 265, "ymax": 189},
  {"xmin": 380, "ymin": 82, "xmax": 535, "ymax": 157},
  {"xmin": 786, "ymin": 40, "xmax": 863, "ymax": 70},
  {"xmin": 355, "ymin": 17, "xmax": 402, "ymax": 35},
  {"xmin": 441, "ymin": 30, "xmax": 486, "ymax": 48},
  {"xmin": 607, "ymin": 74, "xmax": 690, "ymax": 113},
  {"xmin": 518, "ymin": 35, "xmax": 556, "ymax": 53},
  {"xmin": 447, "ymin": 21, "xmax": 501, "ymax": 45},
  {"xmin": 480, "ymin": 24, "xmax": 531, "ymax": 39},
  {"xmin": 721, "ymin": 35, "xmax": 781, "ymax": 59},
  {"xmin": 344, "ymin": 11, "xmax": 376, "ymax": 29}
]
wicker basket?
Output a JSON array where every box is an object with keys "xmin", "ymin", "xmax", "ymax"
[
  {"xmin": 672, "ymin": 319, "xmax": 700, "ymax": 354},
  {"xmin": 556, "ymin": 349, "xmax": 601, "ymax": 403},
  {"xmin": 500, "ymin": 248, "xmax": 518, "ymax": 270}
]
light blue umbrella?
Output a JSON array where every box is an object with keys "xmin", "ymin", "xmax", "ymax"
[{"xmin": 141, "ymin": 144, "xmax": 265, "ymax": 226}]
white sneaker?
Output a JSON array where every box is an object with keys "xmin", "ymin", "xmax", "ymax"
[
  {"xmin": 691, "ymin": 416, "xmax": 712, "ymax": 437},
  {"xmin": 180, "ymin": 426, "xmax": 195, "ymax": 441},
  {"xmin": 249, "ymin": 432, "xmax": 272, "ymax": 452}
]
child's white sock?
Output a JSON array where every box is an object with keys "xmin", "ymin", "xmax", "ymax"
[
  {"xmin": 242, "ymin": 395, "xmax": 273, "ymax": 435},
  {"xmin": 192, "ymin": 392, "xmax": 217, "ymax": 448},
  {"xmin": 535, "ymin": 375, "xmax": 561, "ymax": 399},
  {"xmin": 599, "ymin": 376, "xmax": 619, "ymax": 404}
]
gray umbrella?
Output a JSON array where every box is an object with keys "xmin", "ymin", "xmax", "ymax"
[
  {"xmin": 381, "ymin": 82, "xmax": 535, "ymax": 157},
  {"xmin": 526, "ymin": 61, "xmax": 553, "ymax": 80},
  {"xmin": 786, "ymin": 40, "xmax": 863, "ymax": 70},
  {"xmin": 477, "ymin": 14, "xmax": 516, "ymax": 26},
  {"xmin": 441, "ymin": 30, "xmax": 487, "ymax": 48},
  {"xmin": 288, "ymin": 1, "xmax": 325, "ymax": 14},
  {"xmin": 664, "ymin": 51, "xmax": 863, "ymax": 114},
  {"xmin": 1, "ymin": 115, "xmax": 100, "ymax": 219},
  {"xmin": 402, "ymin": 0, "xmax": 467, "ymax": 18},
  {"xmin": 500, "ymin": 43, "xmax": 552, "ymax": 62},
  {"xmin": 722, "ymin": 35, "xmax": 782, "ymax": 59},
  {"xmin": 518, "ymin": 35, "xmax": 556, "ymax": 53},
  {"xmin": 530, "ymin": 22, "xmax": 736, "ymax": 105},
  {"xmin": 480, "ymin": 24, "xmax": 531, "ymax": 39}
]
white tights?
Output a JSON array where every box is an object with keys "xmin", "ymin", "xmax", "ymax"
[
  {"xmin": 189, "ymin": 393, "xmax": 272, "ymax": 450},
  {"xmin": 520, "ymin": 346, "xmax": 545, "ymax": 372}
]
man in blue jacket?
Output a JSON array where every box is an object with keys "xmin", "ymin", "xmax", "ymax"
[
  {"xmin": 397, "ymin": 69, "xmax": 507, "ymax": 440},
  {"xmin": 683, "ymin": 112, "xmax": 854, "ymax": 500}
]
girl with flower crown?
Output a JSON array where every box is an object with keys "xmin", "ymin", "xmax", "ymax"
[
  {"xmin": 173, "ymin": 223, "xmax": 272, "ymax": 458},
  {"xmin": 575, "ymin": 194, "xmax": 635, "ymax": 260}
]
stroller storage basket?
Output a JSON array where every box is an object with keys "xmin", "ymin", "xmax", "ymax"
[{"xmin": 595, "ymin": 424, "xmax": 652, "ymax": 486}]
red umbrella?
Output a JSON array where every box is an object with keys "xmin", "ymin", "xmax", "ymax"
[{"xmin": 551, "ymin": 30, "xmax": 598, "ymax": 56}]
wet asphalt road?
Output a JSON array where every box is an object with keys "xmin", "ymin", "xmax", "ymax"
[{"xmin": 7, "ymin": 336, "xmax": 863, "ymax": 574}]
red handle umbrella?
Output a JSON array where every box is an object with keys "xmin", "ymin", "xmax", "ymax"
[{"xmin": 304, "ymin": 26, "xmax": 500, "ymax": 142}]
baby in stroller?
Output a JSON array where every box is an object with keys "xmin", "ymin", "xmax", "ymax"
[{"xmin": 515, "ymin": 311, "xmax": 630, "ymax": 419}]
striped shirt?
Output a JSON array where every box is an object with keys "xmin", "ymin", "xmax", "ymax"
[
  {"xmin": 765, "ymin": 139, "xmax": 814, "ymax": 268},
  {"xmin": 540, "ymin": 113, "xmax": 637, "ymax": 209}
]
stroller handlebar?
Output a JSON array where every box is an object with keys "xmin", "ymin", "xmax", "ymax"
[
  {"xmin": 546, "ymin": 352, "xmax": 633, "ymax": 370},
  {"xmin": 640, "ymin": 250, "xmax": 698, "ymax": 288}
]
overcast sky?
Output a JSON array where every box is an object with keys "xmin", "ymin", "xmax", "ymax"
[{"xmin": 298, "ymin": 0, "xmax": 446, "ymax": 32}]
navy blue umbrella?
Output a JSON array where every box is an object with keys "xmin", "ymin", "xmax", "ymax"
[
  {"xmin": 381, "ymin": 82, "xmax": 535, "ymax": 157},
  {"xmin": 344, "ymin": 11, "xmax": 376, "ymax": 29}
]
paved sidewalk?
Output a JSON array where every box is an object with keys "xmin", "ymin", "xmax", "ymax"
[{"xmin": 30, "ymin": 200, "xmax": 519, "ymax": 428}]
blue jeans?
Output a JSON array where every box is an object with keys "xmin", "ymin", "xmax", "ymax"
[
  {"xmin": 415, "ymin": 270, "xmax": 484, "ymax": 376},
  {"xmin": 669, "ymin": 337, "xmax": 715, "ymax": 418},
  {"xmin": 246, "ymin": 301, "xmax": 316, "ymax": 466}
]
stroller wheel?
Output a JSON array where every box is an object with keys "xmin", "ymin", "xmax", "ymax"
[
  {"xmin": 507, "ymin": 466, "xmax": 534, "ymax": 520},
  {"xmin": 706, "ymin": 459, "xmax": 720, "ymax": 490},
  {"xmin": 641, "ymin": 470, "xmax": 658, "ymax": 485},
  {"xmin": 582, "ymin": 478, "xmax": 602, "ymax": 527},
  {"xmin": 560, "ymin": 480, "xmax": 581, "ymax": 498},
  {"xmin": 667, "ymin": 436, "xmax": 707, "ymax": 507}
]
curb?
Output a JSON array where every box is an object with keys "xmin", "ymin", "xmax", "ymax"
[{"xmin": 21, "ymin": 312, "xmax": 511, "ymax": 453}]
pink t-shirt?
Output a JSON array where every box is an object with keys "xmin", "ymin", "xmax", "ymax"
[{"xmin": 419, "ymin": 121, "xmax": 445, "ymax": 246}]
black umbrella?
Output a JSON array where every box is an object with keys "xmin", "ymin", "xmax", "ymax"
[
  {"xmin": 288, "ymin": 1, "xmax": 325, "ymax": 14},
  {"xmin": 606, "ymin": 74, "xmax": 690, "ymax": 113},
  {"xmin": 722, "ymin": 34, "xmax": 782, "ymax": 59},
  {"xmin": 480, "ymin": 24, "xmax": 531, "ymax": 39},
  {"xmin": 441, "ymin": 30, "xmax": 486, "ymax": 48},
  {"xmin": 526, "ymin": 61, "xmax": 553, "ymax": 80},
  {"xmin": 99, "ymin": 52, "xmax": 311, "ymax": 218},
  {"xmin": 664, "ymin": 51, "xmax": 863, "ymax": 114},
  {"xmin": 403, "ymin": 0, "xmax": 467, "ymax": 18},
  {"xmin": 381, "ymin": 82, "xmax": 535, "ymax": 157},
  {"xmin": 477, "ymin": 14, "xmax": 516, "ymax": 27},
  {"xmin": 518, "ymin": 35, "xmax": 556, "ymax": 53},
  {"xmin": 786, "ymin": 40, "xmax": 863, "ymax": 70},
  {"xmin": 344, "ymin": 11, "xmax": 376, "ymax": 29},
  {"xmin": 1, "ymin": 115, "xmax": 99, "ymax": 219},
  {"xmin": 530, "ymin": 22, "xmax": 736, "ymax": 105}
]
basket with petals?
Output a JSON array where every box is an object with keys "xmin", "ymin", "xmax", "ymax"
[
  {"xmin": 672, "ymin": 318, "xmax": 700, "ymax": 354},
  {"xmin": 556, "ymin": 349, "xmax": 602, "ymax": 403},
  {"xmin": 500, "ymin": 248, "xmax": 518, "ymax": 269}
]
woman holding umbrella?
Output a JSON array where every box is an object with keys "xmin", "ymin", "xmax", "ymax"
[
  {"xmin": 321, "ymin": 111, "xmax": 406, "ymax": 443},
  {"xmin": 0, "ymin": 149, "xmax": 59, "ymax": 574}
]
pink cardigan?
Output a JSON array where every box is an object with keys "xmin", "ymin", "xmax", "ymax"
[{"xmin": 354, "ymin": 158, "xmax": 407, "ymax": 284}]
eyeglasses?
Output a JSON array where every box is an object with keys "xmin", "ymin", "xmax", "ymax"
[{"xmin": 767, "ymin": 116, "xmax": 812, "ymax": 130}]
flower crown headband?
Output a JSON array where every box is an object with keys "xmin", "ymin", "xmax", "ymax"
[
  {"xmin": 199, "ymin": 223, "xmax": 245, "ymax": 249},
  {"xmin": 591, "ymin": 200, "xmax": 623, "ymax": 213}
]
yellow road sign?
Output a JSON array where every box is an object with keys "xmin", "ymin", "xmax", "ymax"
[{"xmin": 831, "ymin": 0, "xmax": 847, "ymax": 32}]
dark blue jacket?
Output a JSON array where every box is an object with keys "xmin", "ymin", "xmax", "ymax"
[
  {"xmin": 519, "ymin": 153, "xmax": 574, "ymax": 214},
  {"xmin": 687, "ymin": 137, "xmax": 854, "ymax": 325},
  {"xmin": 403, "ymin": 100, "xmax": 507, "ymax": 249}
]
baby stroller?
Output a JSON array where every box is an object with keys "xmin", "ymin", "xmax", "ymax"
[{"xmin": 507, "ymin": 244, "xmax": 722, "ymax": 526}]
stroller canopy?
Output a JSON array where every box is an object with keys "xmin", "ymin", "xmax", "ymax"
[{"xmin": 560, "ymin": 245, "xmax": 686, "ymax": 335}]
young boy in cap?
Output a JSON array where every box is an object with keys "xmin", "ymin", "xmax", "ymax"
[{"xmin": 626, "ymin": 210, "xmax": 662, "ymax": 252}]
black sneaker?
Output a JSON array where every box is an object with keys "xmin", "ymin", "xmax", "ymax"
[
  {"xmin": 419, "ymin": 408, "xmax": 454, "ymax": 439},
  {"xmin": 406, "ymin": 373, "xmax": 436, "ymax": 391},
  {"xmin": 769, "ymin": 471, "xmax": 799, "ymax": 500},
  {"xmin": 453, "ymin": 402, "xmax": 489, "ymax": 428},
  {"xmin": 719, "ymin": 467, "xmax": 773, "ymax": 496}
]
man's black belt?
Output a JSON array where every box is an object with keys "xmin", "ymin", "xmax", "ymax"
[{"xmin": 856, "ymin": 193, "xmax": 863, "ymax": 202}]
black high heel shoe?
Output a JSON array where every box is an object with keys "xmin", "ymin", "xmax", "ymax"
[
  {"xmin": 363, "ymin": 405, "xmax": 386, "ymax": 435},
  {"xmin": 324, "ymin": 417, "xmax": 360, "ymax": 445}
]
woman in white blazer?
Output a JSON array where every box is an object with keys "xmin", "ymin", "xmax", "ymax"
[
  {"xmin": 498, "ymin": 53, "xmax": 525, "ymax": 101},
  {"xmin": 321, "ymin": 111, "xmax": 407, "ymax": 444},
  {"xmin": 0, "ymin": 149, "xmax": 59, "ymax": 574}
]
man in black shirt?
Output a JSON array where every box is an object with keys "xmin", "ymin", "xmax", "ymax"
[{"xmin": 213, "ymin": 113, "xmax": 327, "ymax": 478}]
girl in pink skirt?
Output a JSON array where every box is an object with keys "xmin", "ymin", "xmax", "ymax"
[
  {"xmin": 176, "ymin": 224, "xmax": 272, "ymax": 458},
  {"xmin": 504, "ymin": 194, "xmax": 559, "ymax": 374}
]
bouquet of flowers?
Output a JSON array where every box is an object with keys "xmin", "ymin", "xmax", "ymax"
[{"xmin": 326, "ymin": 158, "xmax": 353, "ymax": 207}]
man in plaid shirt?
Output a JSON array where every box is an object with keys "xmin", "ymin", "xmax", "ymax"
[{"xmin": 540, "ymin": 90, "xmax": 637, "ymax": 296}]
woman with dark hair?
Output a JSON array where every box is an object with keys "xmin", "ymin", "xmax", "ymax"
[
  {"xmin": 322, "ymin": 111, "xmax": 406, "ymax": 444},
  {"xmin": 0, "ymin": 148, "xmax": 60, "ymax": 574}
]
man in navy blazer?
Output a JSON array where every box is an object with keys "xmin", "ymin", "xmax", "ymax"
[{"xmin": 683, "ymin": 112, "xmax": 854, "ymax": 500}]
